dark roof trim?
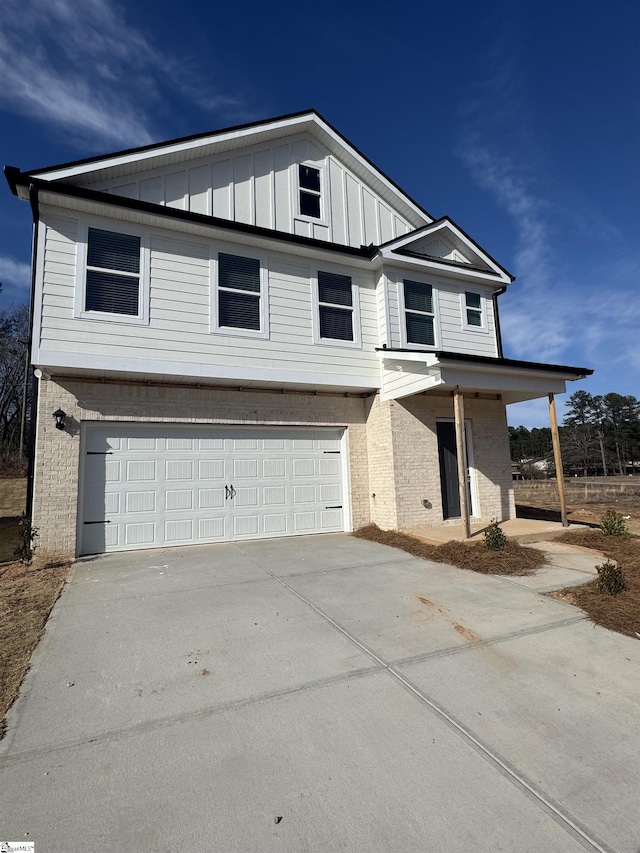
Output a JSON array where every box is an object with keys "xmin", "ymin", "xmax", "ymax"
[
  {"xmin": 13, "ymin": 109, "xmax": 434, "ymax": 222},
  {"xmin": 8, "ymin": 173, "xmax": 377, "ymax": 260},
  {"xmin": 376, "ymin": 348, "xmax": 593, "ymax": 377},
  {"xmin": 379, "ymin": 216, "xmax": 515, "ymax": 282}
]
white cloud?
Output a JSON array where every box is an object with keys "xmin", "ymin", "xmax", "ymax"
[
  {"xmin": 0, "ymin": 0, "xmax": 245, "ymax": 149},
  {"xmin": 0, "ymin": 256, "xmax": 31, "ymax": 290}
]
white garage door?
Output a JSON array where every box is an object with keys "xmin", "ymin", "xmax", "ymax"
[{"xmin": 80, "ymin": 425, "xmax": 347, "ymax": 555}]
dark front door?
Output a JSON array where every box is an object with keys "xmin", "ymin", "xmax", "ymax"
[{"xmin": 437, "ymin": 421, "xmax": 460, "ymax": 519}]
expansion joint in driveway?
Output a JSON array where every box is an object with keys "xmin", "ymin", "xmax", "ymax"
[{"xmin": 233, "ymin": 543, "xmax": 621, "ymax": 853}]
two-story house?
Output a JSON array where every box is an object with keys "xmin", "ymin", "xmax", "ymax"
[{"xmin": 5, "ymin": 111, "xmax": 591, "ymax": 558}]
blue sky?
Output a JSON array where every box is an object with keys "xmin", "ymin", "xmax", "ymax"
[{"xmin": 1, "ymin": 0, "xmax": 638, "ymax": 427}]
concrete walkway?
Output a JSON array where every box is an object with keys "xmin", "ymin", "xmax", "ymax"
[
  {"xmin": 406, "ymin": 516, "xmax": 589, "ymax": 544},
  {"xmin": 1, "ymin": 535, "xmax": 638, "ymax": 852}
]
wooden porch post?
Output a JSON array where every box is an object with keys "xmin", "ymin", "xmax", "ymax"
[
  {"xmin": 548, "ymin": 392, "xmax": 568, "ymax": 527},
  {"xmin": 454, "ymin": 386, "xmax": 471, "ymax": 539}
]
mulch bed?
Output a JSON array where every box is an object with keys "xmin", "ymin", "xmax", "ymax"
[
  {"xmin": 353, "ymin": 524, "xmax": 545, "ymax": 576},
  {"xmin": 0, "ymin": 558, "xmax": 71, "ymax": 738},
  {"xmin": 552, "ymin": 529, "xmax": 640, "ymax": 639}
]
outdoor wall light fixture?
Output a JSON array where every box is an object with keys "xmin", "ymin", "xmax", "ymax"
[{"xmin": 53, "ymin": 408, "xmax": 67, "ymax": 430}]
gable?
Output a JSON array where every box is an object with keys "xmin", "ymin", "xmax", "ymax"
[
  {"xmin": 379, "ymin": 218, "xmax": 514, "ymax": 283},
  {"xmin": 20, "ymin": 111, "xmax": 432, "ymax": 250}
]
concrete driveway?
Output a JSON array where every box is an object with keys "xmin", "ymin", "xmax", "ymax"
[{"xmin": 1, "ymin": 534, "xmax": 638, "ymax": 852}]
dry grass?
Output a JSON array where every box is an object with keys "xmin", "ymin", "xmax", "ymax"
[
  {"xmin": 353, "ymin": 524, "xmax": 546, "ymax": 575},
  {"xmin": 0, "ymin": 557, "xmax": 71, "ymax": 738},
  {"xmin": 552, "ymin": 529, "xmax": 640, "ymax": 639}
]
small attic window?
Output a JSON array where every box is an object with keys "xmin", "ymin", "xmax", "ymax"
[{"xmin": 298, "ymin": 164, "xmax": 322, "ymax": 220}]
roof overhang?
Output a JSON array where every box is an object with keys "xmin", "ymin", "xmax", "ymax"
[
  {"xmin": 5, "ymin": 111, "xmax": 433, "ymax": 230},
  {"xmin": 9, "ymin": 176, "xmax": 379, "ymax": 268},
  {"xmin": 377, "ymin": 349, "xmax": 592, "ymax": 404}
]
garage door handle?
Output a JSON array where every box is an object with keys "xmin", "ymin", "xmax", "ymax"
[{"xmin": 229, "ymin": 484, "xmax": 236, "ymax": 499}]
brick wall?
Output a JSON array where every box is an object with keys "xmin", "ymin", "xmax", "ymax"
[{"xmin": 33, "ymin": 379, "xmax": 515, "ymax": 556}]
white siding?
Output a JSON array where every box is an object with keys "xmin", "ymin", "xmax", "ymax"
[
  {"xmin": 38, "ymin": 212, "xmax": 381, "ymax": 388},
  {"xmin": 87, "ymin": 133, "xmax": 414, "ymax": 249},
  {"xmin": 385, "ymin": 270, "xmax": 498, "ymax": 357}
]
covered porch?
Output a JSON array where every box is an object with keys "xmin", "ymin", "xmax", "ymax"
[{"xmin": 377, "ymin": 348, "xmax": 592, "ymax": 536}]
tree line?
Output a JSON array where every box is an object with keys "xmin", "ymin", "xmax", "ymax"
[
  {"xmin": 510, "ymin": 391, "xmax": 640, "ymax": 476},
  {"xmin": 0, "ymin": 302, "xmax": 31, "ymax": 470}
]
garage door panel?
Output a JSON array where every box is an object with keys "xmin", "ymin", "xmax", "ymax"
[
  {"xmin": 198, "ymin": 517, "xmax": 225, "ymax": 539},
  {"xmin": 165, "ymin": 489, "xmax": 193, "ymax": 511},
  {"xmin": 198, "ymin": 488, "xmax": 225, "ymax": 509},
  {"xmin": 263, "ymin": 459, "xmax": 286, "ymax": 477},
  {"xmin": 165, "ymin": 519, "xmax": 193, "ymax": 542},
  {"xmin": 125, "ymin": 491, "xmax": 154, "ymax": 513},
  {"xmin": 81, "ymin": 425, "xmax": 346, "ymax": 554},
  {"xmin": 126, "ymin": 460, "xmax": 156, "ymax": 482},
  {"xmin": 166, "ymin": 460, "xmax": 193, "ymax": 480},
  {"xmin": 233, "ymin": 459, "xmax": 258, "ymax": 478},
  {"xmin": 125, "ymin": 522, "xmax": 156, "ymax": 546}
]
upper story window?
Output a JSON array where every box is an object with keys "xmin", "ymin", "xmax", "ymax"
[
  {"xmin": 313, "ymin": 270, "xmax": 361, "ymax": 347},
  {"xmin": 75, "ymin": 225, "xmax": 149, "ymax": 324},
  {"xmin": 212, "ymin": 251, "xmax": 269, "ymax": 339},
  {"xmin": 461, "ymin": 291, "xmax": 488, "ymax": 332},
  {"xmin": 297, "ymin": 164, "xmax": 324, "ymax": 222},
  {"xmin": 465, "ymin": 292, "xmax": 482, "ymax": 326},
  {"xmin": 403, "ymin": 279, "xmax": 435, "ymax": 346}
]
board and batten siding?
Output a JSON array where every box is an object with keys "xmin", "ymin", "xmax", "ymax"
[
  {"xmin": 37, "ymin": 213, "xmax": 381, "ymax": 386},
  {"xmin": 383, "ymin": 271, "xmax": 498, "ymax": 357},
  {"xmin": 86, "ymin": 134, "xmax": 412, "ymax": 250}
]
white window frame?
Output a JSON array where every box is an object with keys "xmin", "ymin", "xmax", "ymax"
[
  {"xmin": 294, "ymin": 161, "xmax": 329, "ymax": 226},
  {"xmin": 74, "ymin": 220, "xmax": 150, "ymax": 325},
  {"xmin": 210, "ymin": 248, "xmax": 269, "ymax": 340},
  {"xmin": 461, "ymin": 290, "xmax": 488, "ymax": 333},
  {"xmin": 311, "ymin": 267, "xmax": 362, "ymax": 349},
  {"xmin": 398, "ymin": 275, "xmax": 440, "ymax": 350}
]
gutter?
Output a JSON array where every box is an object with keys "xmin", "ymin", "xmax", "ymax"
[
  {"xmin": 4, "ymin": 170, "xmax": 378, "ymax": 261},
  {"xmin": 24, "ymin": 185, "xmax": 40, "ymax": 519},
  {"xmin": 492, "ymin": 285, "xmax": 507, "ymax": 358}
]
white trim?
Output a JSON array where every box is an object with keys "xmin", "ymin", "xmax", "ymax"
[
  {"xmin": 210, "ymin": 247, "xmax": 270, "ymax": 340},
  {"xmin": 436, "ymin": 417, "xmax": 478, "ymax": 518},
  {"xmin": 311, "ymin": 266, "xmax": 362, "ymax": 349},
  {"xmin": 379, "ymin": 248, "xmax": 507, "ymax": 284},
  {"xmin": 31, "ymin": 218, "xmax": 48, "ymax": 365},
  {"xmin": 382, "ymin": 272, "xmax": 392, "ymax": 348},
  {"xmin": 460, "ymin": 289, "xmax": 489, "ymax": 334},
  {"xmin": 293, "ymin": 159, "xmax": 329, "ymax": 227},
  {"xmin": 34, "ymin": 348, "xmax": 380, "ymax": 390},
  {"xmin": 379, "ymin": 218, "xmax": 511, "ymax": 283},
  {"xmin": 340, "ymin": 428, "xmax": 353, "ymax": 533},
  {"xmin": 32, "ymin": 113, "xmax": 431, "ymax": 228},
  {"xmin": 74, "ymin": 218, "xmax": 150, "ymax": 326},
  {"xmin": 397, "ymin": 273, "xmax": 441, "ymax": 350}
]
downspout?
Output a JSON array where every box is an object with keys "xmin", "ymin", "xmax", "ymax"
[
  {"xmin": 493, "ymin": 285, "xmax": 507, "ymax": 358},
  {"xmin": 24, "ymin": 185, "xmax": 40, "ymax": 519}
]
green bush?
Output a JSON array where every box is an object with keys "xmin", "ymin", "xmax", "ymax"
[
  {"xmin": 596, "ymin": 561, "xmax": 626, "ymax": 596},
  {"xmin": 483, "ymin": 519, "xmax": 507, "ymax": 551},
  {"xmin": 14, "ymin": 514, "xmax": 38, "ymax": 565},
  {"xmin": 600, "ymin": 509, "xmax": 628, "ymax": 537}
]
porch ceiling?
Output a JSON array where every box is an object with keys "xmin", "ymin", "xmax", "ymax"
[{"xmin": 377, "ymin": 350, "xmax": 592, "ymax": 405}]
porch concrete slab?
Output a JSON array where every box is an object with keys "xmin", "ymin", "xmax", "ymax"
[
  {"xmin": 406, "ymin": 518, "xmax": 587, "ymax": 545},
  {"xmin": 284, "ymin": 555, "xmax": 577, "ymax": 663},
  {"xmin": 4, "ymin": 567, "xmax": 375, "ymax": 755},
  {"xmin": 235, "ymin": 531, "xmax": 416, "ymax": 576},
  {"xmin": 399, "ymin": 620, "xmax": 640, "ymax": 853},
  {"xmin": 0, "ymin": 670, "xmax": 591, "ymax": 853}
]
